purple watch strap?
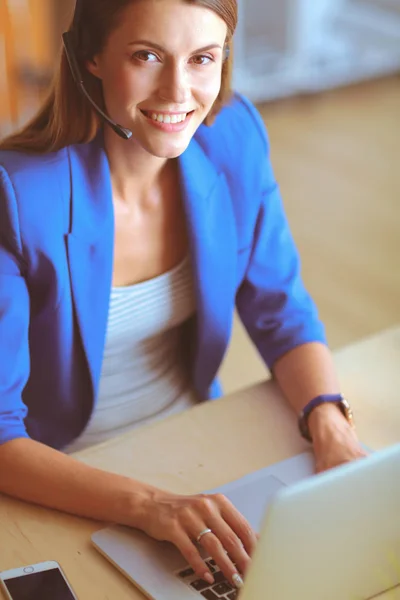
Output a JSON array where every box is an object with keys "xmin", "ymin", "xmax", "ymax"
[
  {"xmin": 301, "ymin": 394, "xmax": 344, "ymax": 418},
  {"xmin": 299, "ymin": 393, "xmax": 344, "ymax": 442}
]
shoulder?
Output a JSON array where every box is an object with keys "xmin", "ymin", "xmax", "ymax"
[
  {"xmin": 194, "ymin": 94, "xmax": 277, "ymax": 249},
  {"xmin": 0, "ymin": 147, "xmax": 68, "ymax": 194},
  {"xmin": 0, "ymin": 146, "xmax": 70, "ymax": 214},
  {"xmin": 0, "ymin": 148, "xmax": 70, "ymax": 255},
  {"xmin": 194, "ymin": 92, "xmax": 270, "ymax": 171}
]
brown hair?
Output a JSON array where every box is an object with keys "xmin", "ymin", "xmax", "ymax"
[{"xmin": 0, "ymin": 0, "xmax": 237, "ymax": 154}]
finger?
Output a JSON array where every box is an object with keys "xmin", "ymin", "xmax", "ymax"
[
  {"xmin": 198, "ymin": 531, "xmax": 244, "ymax": 589},
  {"xmin": 207, "ymin": 516, "xmax": 251, "ymax": 577},
  {"xmin": 173, "ymin": 530, "xmax": 215, "ymax": 584},
  {"xmin": 216, "ymin": 494, "xmax": 258, "ymax": 557}
]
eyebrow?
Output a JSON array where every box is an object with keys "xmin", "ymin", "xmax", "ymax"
[{"xmin": 128, "ymin": 40, "xmax": 222, "ymax": 53}]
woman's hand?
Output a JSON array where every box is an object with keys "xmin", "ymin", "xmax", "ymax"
[
  {"xmin": 137, "ymin": 488, "xmax": 258, "ymax": 589},
  {"xmin": 309, "ymin": 403, "xmax": 368, "ymax": 473}
]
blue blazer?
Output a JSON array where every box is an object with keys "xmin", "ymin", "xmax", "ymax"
[{"xmin": 0, "ymin": 94, "xmax": 326, "ymax": 450}]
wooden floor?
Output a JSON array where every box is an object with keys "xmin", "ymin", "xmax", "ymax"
[{"xmin": 220, "ymin": 75, "xmax": 400, "ymax": 394}]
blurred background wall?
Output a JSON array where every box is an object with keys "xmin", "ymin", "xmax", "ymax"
[{"xmin": 1, "ymin": 0, "xmax": 399, "ymax": 393}]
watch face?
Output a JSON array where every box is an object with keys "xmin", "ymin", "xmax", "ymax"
[{"xmin": 340, "ymin": 398, "xmax": 354, "ymax": 426}]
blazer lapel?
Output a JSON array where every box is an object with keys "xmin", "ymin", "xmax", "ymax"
[
  {"xmin": 179, "ymin": 138, "xmax": 238, "ymax": 399},
  {"xmin": 65, "ymin": 133, "xmax": 237, "ymax": 409},
  {"xmin": 66, "ymin": 137, "xmax": 114, "ymax": 403}
]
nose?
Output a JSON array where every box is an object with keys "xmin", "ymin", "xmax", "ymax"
[{"xmin": 158, "ymin": 61, "xmax": 191, "ymax": 105}]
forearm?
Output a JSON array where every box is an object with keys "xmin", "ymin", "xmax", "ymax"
[
  {"xmin": 272, "ymin": 342, "xmax": 366, "ymax": 472},
  {"xmin": 0, "ymin": 439, "xmax": 257, "ymax": 586},
  {"xmin": 0, "ymin": 438, "xmax": 153, "ymax": 527},
  {"xmin": 272, "ymin": 342, "xmax": 346, "ymax": 437},
  {"xmin": 272, "ymin": 342, "xmax": 340, "ymax": 411}
]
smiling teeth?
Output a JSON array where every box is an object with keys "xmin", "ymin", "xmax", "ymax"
[{"xmin": 150, "ymin": 113, "xmax": 187, "ymax": 124}]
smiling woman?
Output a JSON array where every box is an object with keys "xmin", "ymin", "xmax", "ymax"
[
  {"xmin": 80, "ymin": 0, "xmax": 231, "ymax": 158},
  {"xmin": 0, "ymin": 0, "xmax": 366, "ymax": 594},
  {"xmin": 0, "ymin": 0, "xmax": 237, "ymax": 153}
]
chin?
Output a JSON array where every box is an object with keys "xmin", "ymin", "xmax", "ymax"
[{"xmin": 144, "ymin": 140, "xmax": 192, "ymax": 160}]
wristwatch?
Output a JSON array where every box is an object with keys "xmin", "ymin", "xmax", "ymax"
[{"xmin": 298, "ymin": 394, "xmax": 354, "ymax": 443}]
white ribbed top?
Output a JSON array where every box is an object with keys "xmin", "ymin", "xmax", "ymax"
[{"xmin": 65, "ymin": 256, "xmax": 199, "ymax": 453}]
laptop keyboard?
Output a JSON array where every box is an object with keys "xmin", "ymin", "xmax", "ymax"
[{"xmin": 176, "ymin": 559, "xmax": 239, "ymax": 599}]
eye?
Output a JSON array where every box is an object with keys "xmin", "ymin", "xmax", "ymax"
[
  {"xmin": 191, "ymin": 54, "xmax": 214, "ymax": 66},
  {"xmin": 133, "ymin": 50, "xmax": 159, "ymax": 63}
]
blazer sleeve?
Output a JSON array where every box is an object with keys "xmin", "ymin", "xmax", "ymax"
[
  {"xmin": 0, "ymin": 165, "xmax": 30, "ymax": 445},
  {"xmin": 235, "ymin": 104, "xmax": 327, "ymax": 370}
]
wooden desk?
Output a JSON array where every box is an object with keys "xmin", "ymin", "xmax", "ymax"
[{"xmin": 1, "ymin": 327, "xmax": 399, "ymax": 599}]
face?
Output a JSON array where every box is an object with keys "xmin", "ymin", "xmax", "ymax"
[{"xmin": 87, "ymin": 0, "xmax": 228, "ymax": 158}]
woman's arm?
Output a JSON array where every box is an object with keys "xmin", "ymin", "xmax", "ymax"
[
  {"xmin": 272, "ymin": 342, "xmax": 367, "ymax": 472},
  {"xmin": 272, "ymin": 342, "xmax": 340, "ymax": 412},
  {"xmin": 0, "ymin": 438, "xmax": 256, "ymax": 589},
  {"xmin": 0, "ymin": 438, "xmax": 150, "ymax": 525},
  {"xmin": 232, "ymin": 103, "xmax": 366, "ymax": 471}
]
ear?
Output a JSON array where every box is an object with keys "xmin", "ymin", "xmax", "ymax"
[{"xmin": 85, "ymin": 55, "xmax": 103, "ymax": 80}]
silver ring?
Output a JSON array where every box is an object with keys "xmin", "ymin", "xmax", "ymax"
[{"xmin": 196, "ymin": 528, "xmax": 213, "ymax": 544}]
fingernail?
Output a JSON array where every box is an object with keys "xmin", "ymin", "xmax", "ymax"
[
  {"xmin": 232, "ymin": 573, "xmax": 244, "ymax": 588},
  {"xmin": 204, "ymin": 572, "xmax": 214, "ymax": 584}
]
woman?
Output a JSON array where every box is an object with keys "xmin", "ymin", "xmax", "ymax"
[{"xmin": 0, "ymin": 0, "xmax": 366, "ymax": 589}]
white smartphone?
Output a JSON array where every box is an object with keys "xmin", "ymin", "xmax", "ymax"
[{"xmin": 0, "ymin": 561, "xmax": 78, "ymax": 600}]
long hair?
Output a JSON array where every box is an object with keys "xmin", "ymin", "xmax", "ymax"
[{"xmin": 0, "ymin": 0, "xmax": 238, "ymax": 154}]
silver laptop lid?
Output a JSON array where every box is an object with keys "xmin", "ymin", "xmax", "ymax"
[{"xmin": 241, "ymin": 443, "xmax": 400, "ymax": 600}]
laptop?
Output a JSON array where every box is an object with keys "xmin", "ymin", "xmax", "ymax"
[{"xmin": 92, "ymin": 444, "xmax": 400, "ymax": 600}]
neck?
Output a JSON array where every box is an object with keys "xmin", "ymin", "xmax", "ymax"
[{"xmin": 103, "ymin": 127, "xmax": 169, "ymax": 201}]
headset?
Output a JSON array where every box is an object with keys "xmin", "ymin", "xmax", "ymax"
[
  {"xmin": 62, "ymin": 0, "xmax": 231, "ymax": 141},
  {"xmin": 62, "ymin": 0, "xmax": 133, "ymax": 139}
]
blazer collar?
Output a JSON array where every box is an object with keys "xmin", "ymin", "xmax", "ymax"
[
  {"xmin": 66, "ymin": 132, "xmax": 237, "ymax": 404},
  {"xmin": 67, "ymin": 133, "xmax": 223, "ymax": 239}
]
